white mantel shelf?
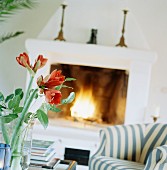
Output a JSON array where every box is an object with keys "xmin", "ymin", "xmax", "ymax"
[
  {"xmin": 26, "ymin": 39, "xmax": 157, "ymax": 70},
  {"xmin": 26, "ymin": 38, "xmax": 157, "ymax": 124}
]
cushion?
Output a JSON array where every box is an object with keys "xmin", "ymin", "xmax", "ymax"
[
  {"xmin": 89, "ymin": 156, "xmax": 145, "ymax": 170},
  {"xmin": 139, "ymin": 123, "xmax": 167, "ymax": 164},
  {"xmin": 102, "ymin": 124, "xmax": 145, "ymax": 162}
]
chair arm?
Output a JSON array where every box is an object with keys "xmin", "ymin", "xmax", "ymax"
[
  {"xmin": 144, "ymin": 145, "xmax": 167, "ymax": 170},
  {"xmin": 88, "ymin": 130, "xmax": 106, "ymax": 170},
  {"xmin": 90, "ymin": 129, "xmax": 106, "ymax": 158}
]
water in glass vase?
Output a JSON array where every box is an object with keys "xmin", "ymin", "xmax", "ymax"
[
  {"xmin": 20, "ymin": 148, "xmax": 31, "ymax": 170},
  {"xmin": 0, "ymin": 117, "xmax": 34, "ymax": 170}
]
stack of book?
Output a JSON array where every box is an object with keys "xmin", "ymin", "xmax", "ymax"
[{"xmin": 30, "ymin": 139, "xmax": 60, "ymax": 169}]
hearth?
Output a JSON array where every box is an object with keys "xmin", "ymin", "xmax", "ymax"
[{"xmin": 49, "ymin": 64, "xmax": 128, "ymax": 125}]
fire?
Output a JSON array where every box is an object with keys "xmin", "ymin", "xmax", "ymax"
[{"xmin": 70, "ymin": 88, "xmax": 96, "ymax": 119}]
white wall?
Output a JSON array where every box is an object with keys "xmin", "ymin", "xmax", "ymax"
[
  {"xmin": 0, "ymin": 0, "xmax": 61, "ymax": 95},
  {"xmin": 39, "ymin": 0, "xmax": 150, "ymax": 50},
  {"xmin": 127, "ymin": 0, "xmax": 167, "ymax": 123},
  {"xmin": 0, "ymin": 0, "xmax": 167, "ymax": 123}
]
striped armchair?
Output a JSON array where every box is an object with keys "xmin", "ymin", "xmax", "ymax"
[{"xmin": 89, "ymin": 123, "xmax": 167, "ymax": 170}]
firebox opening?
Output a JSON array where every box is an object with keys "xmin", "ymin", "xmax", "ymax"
[{"xmin": 49, "ymin": 64, "xmax": 129, "ymax": 125}]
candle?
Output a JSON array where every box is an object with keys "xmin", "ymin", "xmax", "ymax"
[
  {"xmin": 154, "ymin": 106, "xmax": 160, "ymax": 117},
  {"xmin": 121, "ymin": 0, "xmax": 129, "ymax": 11},
  {"xmin": 62, "ymin": 0, "xmax": 68, "ymax": 6}
]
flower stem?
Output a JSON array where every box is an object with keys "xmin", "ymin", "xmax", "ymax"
[
  {"xmin": 0, "ymin": 114, "xmax": 9, "ymax": 144},
  {"xmin": 24, "ymin": 76, "xmax": 34, "ymax": 105},
  {"xmin": 10, "ymin": 88, "xmax": 38, "ymax": 152},
  {"xmin": 10, "ymin": 156, "xmax": 22, "ymax": 170}
]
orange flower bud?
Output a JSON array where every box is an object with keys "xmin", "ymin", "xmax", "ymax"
[
  {"xmin": 16, "ymin": 52, "xmax": 30, "ymax": 68},
  {"xmin": 33, "ymin": 55, "xmax": 48, "ymax": 73}
]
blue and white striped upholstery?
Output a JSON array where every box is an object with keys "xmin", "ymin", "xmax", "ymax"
[
  {"xmin": 90, "ymin": 156, "xmax": 145, "ymax": 170},
  {"xmin": 89, "ymin": 123, "xmax": 167, "ymax": 170},
  {"xmin": 144, "ymin": 145, "xmax": 167, "ymax": 170},
  {"xmin": 140, "ymin": 124, "xmax": 167, "ymax": 164}
]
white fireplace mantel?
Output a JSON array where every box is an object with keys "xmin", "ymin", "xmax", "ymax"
[{"xmin": 25, "ymin": 38, "xmax": 157, "ymax": 124}]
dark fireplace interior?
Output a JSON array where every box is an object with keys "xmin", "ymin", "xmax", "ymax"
[{"xmin": 49, "ymin": 64, "xmax": 129, "ymax": 125}]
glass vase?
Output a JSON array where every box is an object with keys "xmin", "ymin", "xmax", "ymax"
[{"xmin": 0, "ymin": 118, "xmax": 34, "ymax": 170}]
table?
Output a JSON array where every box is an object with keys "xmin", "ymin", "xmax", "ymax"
[
  {"xmin": 56, "ymin": 160, "xmax": 77, "ymax": 170},
  {"xmin": 29, "ymin": 160, "xmax": 77, "ymax": 170}
]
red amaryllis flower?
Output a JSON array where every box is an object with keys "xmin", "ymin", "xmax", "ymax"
[
  {"xmin": 33, "ymin": 55, "xmax": 48, "ymax": 73},
  {"xmin": 37, "ymin": 70, "xmax": 65, "ymax": 89},
  {"xmin": 16, "ymin": 52, "xmax": 30, "ymax": 68},
  {"xmin": 44, "ymin": 89, "xmax": 62, "ymax": 105},
  {"xmin": 16, "ymin": 53, "xmax": 48, "ymax": 76}
]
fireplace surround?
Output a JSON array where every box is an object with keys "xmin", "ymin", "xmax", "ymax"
[{"xmin": 25, "ymin": 39, "xmax": 157, "ymax": 124}]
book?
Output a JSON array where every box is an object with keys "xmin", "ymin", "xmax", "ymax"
[
  {"xmin": 31, "ymin": 147, "xmax": 56, "ymax": 157},
  {"xmin": 31, "ymin": 151, "xmax": 56, "ymax": 162},
  {"xmin": 31, "ymin": 139, "xmax": 56, "ymax": 161},
  {"xmin": 30, "ymin": 158, "xmax": 60, "ymax": 169},
  {"xmin": 32, "ymin": 139, "xmax": 55, "ymax": 151}
]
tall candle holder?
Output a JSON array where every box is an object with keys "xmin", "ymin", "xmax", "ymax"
[
  {"xmin": 116, "ymin": 10, "xmax": 128, "ymax": 47},
  {"xmin": 54, "ymin": 3, "xmax": 67, "ymax": 41}
]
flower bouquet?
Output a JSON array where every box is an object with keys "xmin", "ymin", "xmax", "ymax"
[{"xmin": 0, "ymin": 52, "xmax": 75, "ymax": 170}]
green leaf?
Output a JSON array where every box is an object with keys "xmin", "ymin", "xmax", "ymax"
[
  {"xmin": 65, "ymin": 78, "xmax": 76, "ymax": 81},
  {"xmin": 62, "ymin": 85, "xmax": 73, "ymax": 89},
  {"xmin": 28, "ymin": 89, "xmax": 38, "ymax": 99},
  {"xmin": 36, "ymin": 109, "xmax": 48, "ymax": 129},
  {"xmin": 34, "ymin": 93, "xmax": 38, "ymax": 99},
  {"xmin": 8, "ymin": 100, "xmax": 12, "ymax": 109},
  {"xmin": 0, "ymin": 31, "xmax": 24, "ymax": 44},
  {"xmin": 2, "ymin": 114, "xmax": 18, "ymax": 123},
  {"xmin": 55, "ymin": 84, "xmax": 62, "ymax": 90},
  {"xmin": 46, "ymin": 104, "xmax": 61, "ymax": 112},
  {"xmin": 15, "ymin": 88, "xmax": 24, "ymax": 99},
  {"xmin": 8, "ymin": 95, "xmax": 21, "ymax": 109},
  {"xmin": 0, "ymin": 92, "xmax": 4, "ymax": 101},
  {"xmin": 13, "ymin": 107, "xmax": 23, "ymax": 114},
  {"xmin": 29, "ymin": 89, "xmax": 34, "ymax": 94},
  {"xmin": 34, "ymin": 114, "xmax": 38, "ymax": 118},
  {"xmin": 24, "ymin": 112, "xmax": 32, "ymax": 124},
  {"xmin": 61, "ymin": 92, "xmax": 75, "ymax": 104},
  {"xmin": 55, "ymin": 85, "xmax": 73, "ymax": 90},
  {"xmin": 5, "ymin": 94, "xmax": 14, "ymax": 103},
  {"xmin": 0, "ymin": 105, "xmax": 6, "ymax": 111},
  {"xmin": 0, "ymin": 0, "xmax": 37, "ymax": 19}
]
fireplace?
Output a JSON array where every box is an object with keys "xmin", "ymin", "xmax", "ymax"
[
  {"xmin": 25, "ymin": 39, "xmax": 157, "ymax": 124},
  {"xmin": 50, "ymin": 64, "xmax": 128, "ymax": 125}
]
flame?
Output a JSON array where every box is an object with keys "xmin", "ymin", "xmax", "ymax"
[{"xmin": 70, "ymin": 88, "xmax": 96, "ymax": 119}]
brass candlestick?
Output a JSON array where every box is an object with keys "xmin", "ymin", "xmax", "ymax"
[
  {"xmin": 116, "ymin": 10, "xmax": 128, "ymax": 47},
  {"xmin": 54, "ymin": 3, "xmax": 67, "ymax": 41}
]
